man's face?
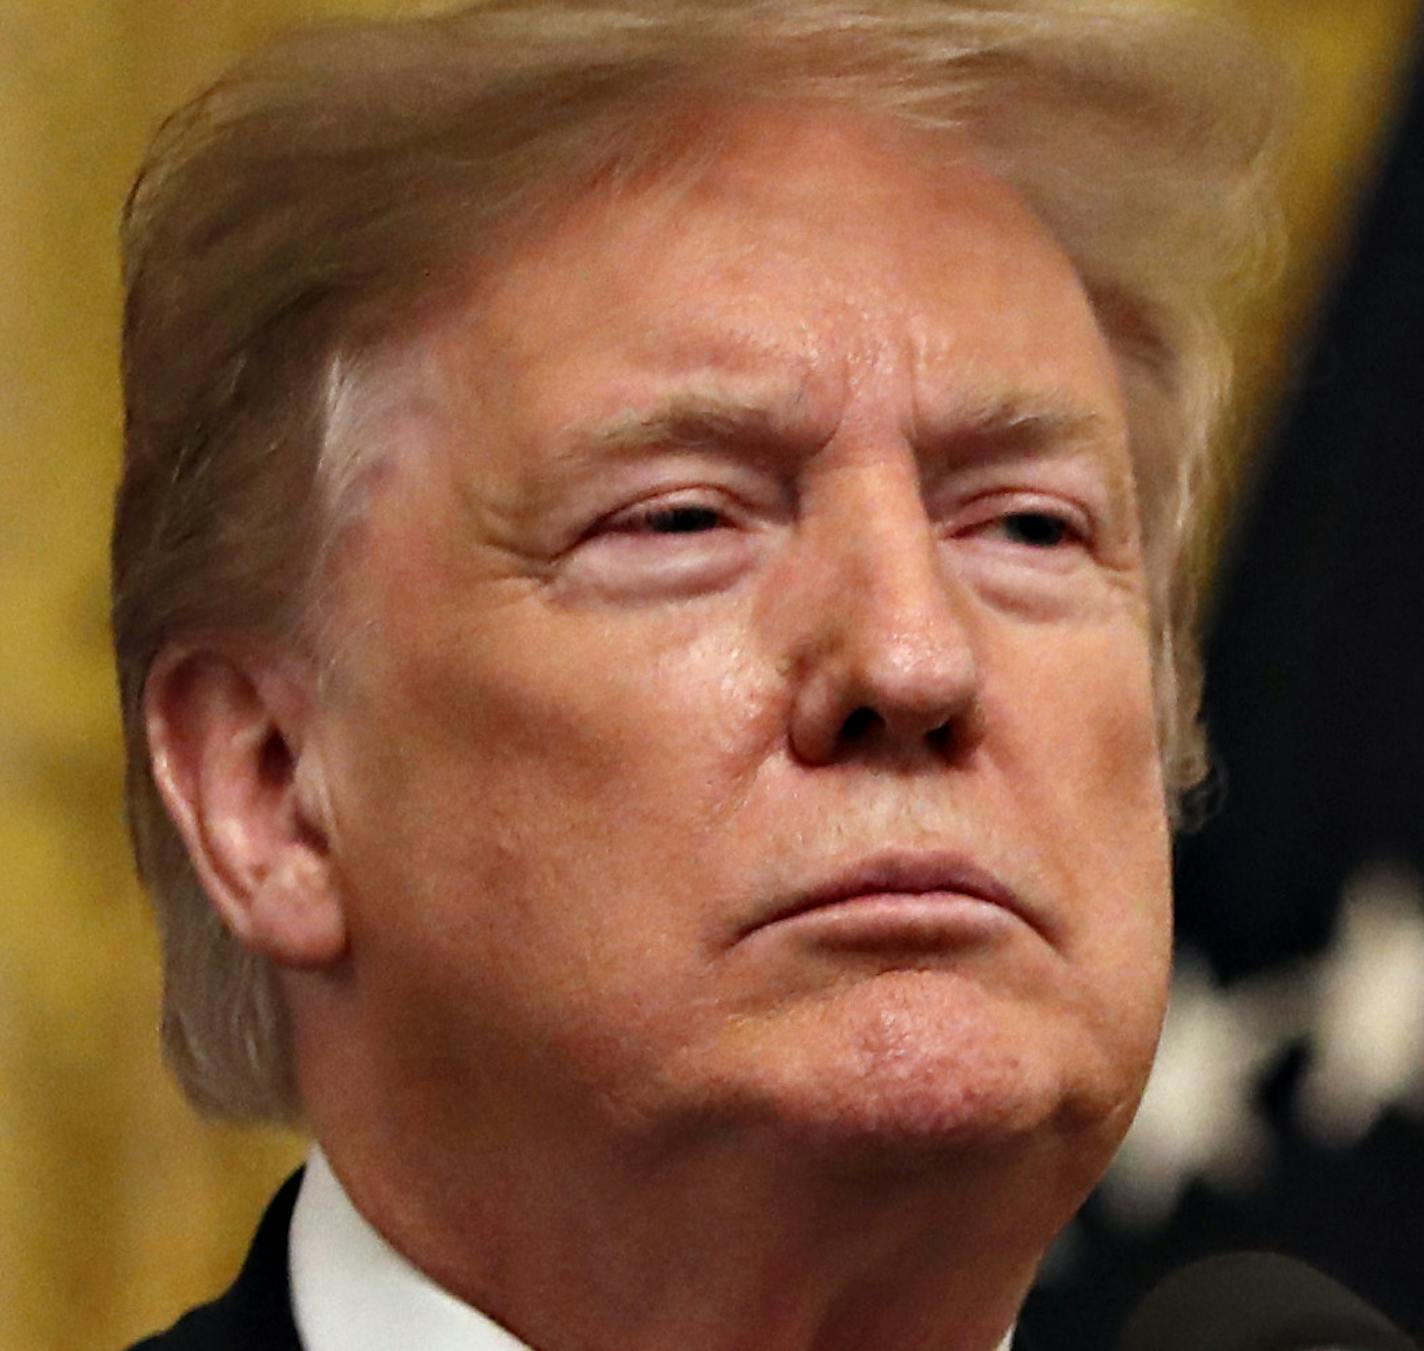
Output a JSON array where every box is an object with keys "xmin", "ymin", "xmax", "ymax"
[{"xmin": 310, "ymin": 110, "xmax": 1172, "ymax": 1180}]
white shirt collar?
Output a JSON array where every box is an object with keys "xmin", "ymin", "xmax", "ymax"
[
  {"xmin": 290, "ymin": 1147, "xmax": 532, "ymax": 1350},
  {"xmin": 289, "ymin": 1147, "xmax": 1015, "ymax": 1351}
]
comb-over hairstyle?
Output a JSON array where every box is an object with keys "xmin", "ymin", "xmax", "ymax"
[{"xmin": 114, "ymin": 0, "xmax": 1284, "ymax": 1121}]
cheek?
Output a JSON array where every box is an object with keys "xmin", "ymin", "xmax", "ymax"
[
  {"xmin": 998, "ymin": 616, "xmax": 1166, "ymax": 820},
  {"xmin": 320, "ymin": 609, "xmax": 795, "ymax": 1117},
  {"xmin": 993, "ymin": 623, "xmax": 1173, "ymax": 987},
  {"xmin": 328, "ymin": 600, "xmax": 779, "ymax": 957}
]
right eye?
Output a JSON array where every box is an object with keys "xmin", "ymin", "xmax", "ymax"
[
  {"xmin": 558, "ymin": 490, "xmax": 759, "ymax": 602},
  {"xmin": 608, "ymin": 501, "xmax": 730, "ymax": 536}
]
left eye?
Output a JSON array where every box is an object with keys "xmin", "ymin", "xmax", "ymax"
[
  {"xmin": 995, "ymin": 511, "xmax": 1075, "ymax": 548},
  {"xmin": 603, "ymin": 500, "xmax": 731, "ymax": 537},
  {"xmin": 626, "ymin": 503, "xmax": 726, "ymax": 535}
]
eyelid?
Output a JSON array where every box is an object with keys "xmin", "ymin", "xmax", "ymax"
[
  {"xmin": 600, "ymin": 490, "xmax": 735, "ymax": 534},
  {"xmin": 554, "ymin": 483, "xmax": 763, "ymax": 602},
  {"xmin": 952, "ymin": 491, "xmax": 1094, "ymax": 541},
  {"xmin": 581, "ymin": 473, "xmax": 790, "ymax": 543}
]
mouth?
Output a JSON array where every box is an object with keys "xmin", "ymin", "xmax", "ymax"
[{"xmin": 739, "ymin": 850, "xmax": 1034, "ymax": 946}]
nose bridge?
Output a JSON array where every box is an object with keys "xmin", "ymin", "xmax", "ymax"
[
  {"xmin": 786, "ymin": 447, "xmax": 982, "ymax": 764},
  {"xmin": 840, "ymin": 463, "xmax": 954, "ymax": 638},
  {"xmin": 834, "ymin": 462, "xmax": 972, "ymax": 691}
]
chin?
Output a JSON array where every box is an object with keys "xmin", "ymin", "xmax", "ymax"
[{"xmin": 701, "ymin": 970, "xmax": 1138, "ymax": 1176}]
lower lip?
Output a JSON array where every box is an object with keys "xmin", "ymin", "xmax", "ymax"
[{"xmin": 772, "ymin": 892, "xmax": 1017, "ymax": 950}]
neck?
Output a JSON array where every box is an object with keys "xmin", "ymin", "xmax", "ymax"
[{"xmin": 316, "ymin": 1109, "xmax": 1059, "ymax": 1351}]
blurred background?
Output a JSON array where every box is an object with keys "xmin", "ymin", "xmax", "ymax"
[{"xmin": 2, "ymin": 1, "xmax": 1421, "ymax": 1348}]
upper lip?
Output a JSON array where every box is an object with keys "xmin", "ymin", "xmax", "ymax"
[{"xmin": 740, "ymin": 849, "xmax": 1032, "ymax": 940}]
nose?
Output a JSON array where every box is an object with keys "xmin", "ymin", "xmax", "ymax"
[{"xmin": 784, "ymin": 468, "xmax": 984, "ymax": 766}]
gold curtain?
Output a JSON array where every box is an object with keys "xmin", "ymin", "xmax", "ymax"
[{"xmin": 1, "ymin": 2, "xmax": 1417, "ymax": 1347}]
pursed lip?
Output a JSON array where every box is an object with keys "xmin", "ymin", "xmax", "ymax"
[{"xmin": 738, "ymin": 849, "xmax": 1037, "ymax": 942}]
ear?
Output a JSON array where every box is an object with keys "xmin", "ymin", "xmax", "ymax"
[{"xmin": 144, "ymin": 646, "xmax": 348, "ymax": 968}]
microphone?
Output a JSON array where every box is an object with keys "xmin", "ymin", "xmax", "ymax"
[{"xmin": 1117, "ymin": 1252, "xmax": 1418, "ymax": 1351}]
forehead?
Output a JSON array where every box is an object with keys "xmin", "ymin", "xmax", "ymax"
[
  {"xmin": 392, "ymin": 105, "xmax": 1128, "ymax": 508},
  {"xmin": 464, "ymin": 108, "xmax": 1114, "ymax": 411}
]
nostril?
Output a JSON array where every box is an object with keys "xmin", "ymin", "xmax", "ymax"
[
  {"xmin": 840, "ymin": 706, "xmax": 881, "ymax": 742},
  {"xmin": 837, "ymin": 704, "xmax": 959, "ymax": 752}
]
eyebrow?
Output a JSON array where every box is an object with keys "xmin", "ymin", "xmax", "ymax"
[
  {"xmin": 554, "ymin": 390, "xmax": 824, "ymax": 467},
  {"xmin": 913, "ymin": 389, "xmax": 1135, "ymax": 528},
  {"xmin": 919, "ymin": 388, "xmax": 1114, "ymax": 454}
]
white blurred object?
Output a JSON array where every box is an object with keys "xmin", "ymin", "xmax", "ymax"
[
  {"xmin": 1101, "ymin": 858, "xmax": 1424, "ymax": 1228},
  {"xmin": 1298, "ymin": 860, "xmax": 1424, "ymax": 1146}
]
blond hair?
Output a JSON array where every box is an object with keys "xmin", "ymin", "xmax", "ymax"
[{"xmin": 114, "ymin": 0, "xmax": 1284, "ymax": 1121}]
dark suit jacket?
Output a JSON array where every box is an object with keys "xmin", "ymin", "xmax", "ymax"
[{"xmin": 125, "ymin": 1170, "xmax": 1040, "ymax": 1350}]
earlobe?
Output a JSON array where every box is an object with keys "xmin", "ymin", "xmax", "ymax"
[
  {"xmin": 243, "ymin": 844, "xmax": 349, "ymax": 968},
  {"xmin": 145, "ymin": 647, "xmax": 348, "ymax": 968}
]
